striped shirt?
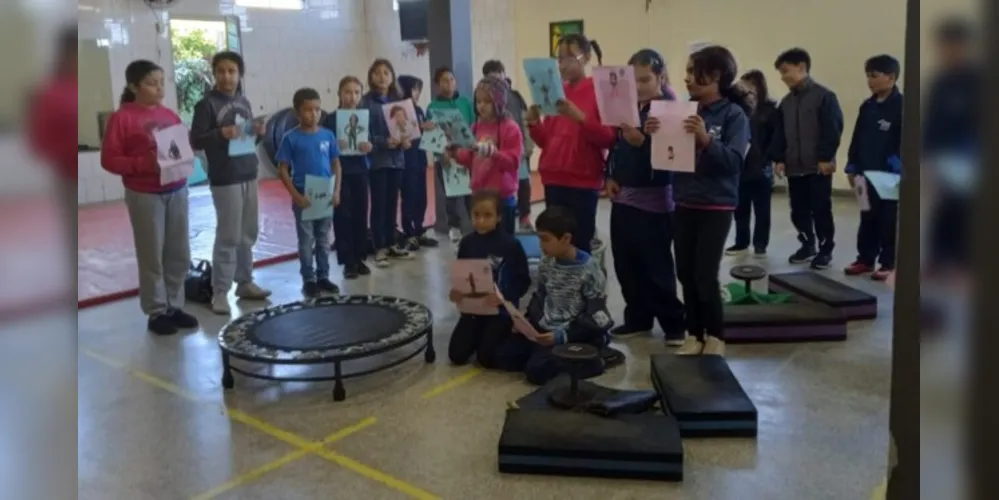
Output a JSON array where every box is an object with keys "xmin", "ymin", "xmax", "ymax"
[{"xmin": 536, "ymin": 251, "xmax": 612, "ymax": 342}]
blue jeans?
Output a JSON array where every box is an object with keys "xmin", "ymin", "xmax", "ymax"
[{"xmin": 293, "ymin": 208, "xmax": 332, "ymax": 282}]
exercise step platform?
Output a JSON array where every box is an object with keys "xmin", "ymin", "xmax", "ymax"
[
  {"xmin": 498, "ymin": 408, "xmax": 683, "ymax": 481},
  {"xmin": 723, "ymin": 299, "xmax": 846, "ymax": 343},
  {"xmin": 650, "ymin": 354, "xmax": 757, "ymax": 438},
  {"xmin": 768, "ymin": 271, "xmax": 877, "ymax": 320}
]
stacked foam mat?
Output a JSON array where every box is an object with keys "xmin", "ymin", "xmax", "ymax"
[
  {"xmin": 497, "ymin": 354, "xmax": 755, "ymax": 482},
  {"xmin": 723, "ymin": 271, "xmax": 878, "ymax": 343}
]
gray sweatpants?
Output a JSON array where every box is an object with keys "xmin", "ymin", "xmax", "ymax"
[
  {"xmin": 124, "ymin": 187, "xmax": 190, "ymax": 316},
  {"xmin": 210, "ymin": 181, "xmax": 259, "ymax": 294}
]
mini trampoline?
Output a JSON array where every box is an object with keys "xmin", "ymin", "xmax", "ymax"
[{"xmin": 218, "ymin": 295, "xmax": 434, "ymax": 401}]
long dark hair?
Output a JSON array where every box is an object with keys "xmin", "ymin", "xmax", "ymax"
[
  {"xmin": 739, "ymin": 69, "xmax": 770, "ymax": 106},
  {"xmin": 120, "ymin": 60, "xmax": 162, "ymax": 105},
  {"xmin": 367, "ymin": 58, "xmax": 401, "ymax": 99},
  {"xmin": 689, "ymin": 45, "xmax": 751, "ymax": 116},
  {"xmin": 558, "ymin": 33, "xmax": 603, "ymax": 65}
]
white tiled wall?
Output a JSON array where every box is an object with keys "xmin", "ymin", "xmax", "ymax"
[{"xmin": 77, "ymin": 0, "xmax": 515, "ymax": 206}]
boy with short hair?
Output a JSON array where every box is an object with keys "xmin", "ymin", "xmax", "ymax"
[
  {"xmin": 427, "ymin": 66, "xmax": 476, "ymax": 243},
  {"xmin": 275, "ymin": 88, "xmax": 343, "ymax": 298},
  {"xmin": 482, "ymin": 59, "xmax": 535, "ymax": 230},
  {"xmin": 843, "ymin": 54, "xmax": 903, "ymax": 281},
  {"xmin": 190, "ymin": 51, "xmax": 271, "ymax": 315},
  {"xmin": 494, "ymin": 206, "xmax": 617, "ymax": 385},
  {"xmin": 770, "ymin": 47, "xmax": 845, "ymax": 269}
]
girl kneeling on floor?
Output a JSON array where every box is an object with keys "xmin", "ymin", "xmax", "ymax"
[{"xmin": 448, "ymin": 190, "xmax": 531, "ymax": 368}]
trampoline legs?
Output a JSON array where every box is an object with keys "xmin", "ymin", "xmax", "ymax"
[
  {"xmin": 424, "ymin": 329, "xmax": 436, "ymax": 363},
  {"xmin": 333, "ymin": 361, "xmax": 346, "ymax": 401},
  {"xmin": 221, "ymin": 352, "xmax": 234, "ymax": 390}
]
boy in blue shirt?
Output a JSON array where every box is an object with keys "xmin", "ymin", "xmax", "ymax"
[
  {"xmin": 276, "ymin": 88, "xmax": 343, "ymax": 297},
  {"xmin": 843, "ymin": 55, "xmax": 903, "ymax": 281}
]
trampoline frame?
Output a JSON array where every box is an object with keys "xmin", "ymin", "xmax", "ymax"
[{"xmin": 218, "ymin": 295, "xmax": 435, "ymax": 401}]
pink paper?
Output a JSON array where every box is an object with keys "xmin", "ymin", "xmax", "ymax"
[
  {"xmin": 382, "ymin": 99, "xmax": 422, "ymax": 142},
  {"xmin": 854, "ymin": 175, "xmax": 871, "ymax": 211},
  {"xmin": 649, "ymin": 101, "xmax": 697, "ymax": 172},
  {"xmin": 502, "ymin": 301, "xmax": 541, "ymax": 341},
  {"xmin": 153, "ymin": 123, "xmax": 196, "ymax": 185},
  {"xmin": 451, "ymin": 259, "xmax": 497, "ymax": 315},
  {"xmin": 593, "ymin": 66, "xmax": 640, "ymax": 127}
]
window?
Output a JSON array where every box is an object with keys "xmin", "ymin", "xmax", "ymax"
[
  {"xmin": 393, "ymin": 0, "xmax": 399, "ymax": 11},
  {"xmin": 233, "ymin": 0, "xmax": 304, "ymax": 9}
]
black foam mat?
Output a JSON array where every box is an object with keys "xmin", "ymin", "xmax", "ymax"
[
  {"xmin": 650, "ymin": 355, "xmax": 757, "ymax": 438},
  {"xmin": 498, "ymin": 408, "xmax": 683, "ymax": 481},
  {"xmin": 768, "ymin": 272, "xmax": 877, "ymax": 307},
  {"xmin": 723, "ymin": 301, "xmax": 847, "ymax": 343}
]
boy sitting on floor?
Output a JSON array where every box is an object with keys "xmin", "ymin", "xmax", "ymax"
[{"xmin": 496, "ymin": 206, "xmax": 619, "ymax": 385}]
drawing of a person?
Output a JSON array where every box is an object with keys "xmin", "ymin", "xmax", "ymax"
[
  {"xmin": 608, "ymin": 71, "xmax": 619, "ymax": 98},
  {"xmin": 389, "ymin": 105, "xmax": 411, "ymax": 140},
  {"xmin": 667, "ymin": 146, "xmax": 675, "ymax": 161},
  {"xmin": 168, "ymin": 140, "xmax": 181, "ymax": 160},
  {"xmin": 345, "ymin": 113, "xmax": 365, "ymax": 150},
  {"xmin": 466, "ymin": 272, "xmax": 477, "ymax": 294}
]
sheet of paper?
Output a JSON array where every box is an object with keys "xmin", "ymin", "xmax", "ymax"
[
  {"xmin": 420, "ymin": 126, "xmax": 448, "ymax": 154},
  {"xmin": 301, "ymin": 174, "xmax": 334, "ymax": 221},
  {"xmin": 649, "ymin": 101, "xmax": 697, "ymax": 172},
  {"xmin": 522, "ymin": 58, "xmax": 565, "ymax": 115},
  {"xmin": 593, "ymin": 66, "xmax": 640, "ymax": 127},
  {"xmin": 153, "ymin": 124, "xmax": 196, "ymax": 185},
  {"xmin": 502, "ymin": 301, "xmax": 542, "ymax": 341},
  {"xmin": 451, "ymin": 259, "xmax": 497, "ymax": 315},
  {"xmin": 441, "ymin": 160, "xmax": 471, "ymax": 198},
  {"xmin": 335, "ymin": 109, "xmax": 369, "ymax": 156},
  {"xmin": 853, "ymin": 174, "xmax": 871, "ymax": 212},
  {"xmin": 227, "ymin": 115, "xmax": 258, "ymax": 157},
  {"xmin": 431, "ymin": 108, "xmax": 476, "ymax": 148},
  {"xmin": 863, "ymin": 171, "xmax": 901, "ymax": 201},
  {"xmin": 381, "ymin": 99, "xmax": 422, "ymax": 142}
]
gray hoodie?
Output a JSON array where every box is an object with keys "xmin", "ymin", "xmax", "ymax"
[{"xmin": 189, "ymin": 90, "xmax": 259, "ymax": 186}]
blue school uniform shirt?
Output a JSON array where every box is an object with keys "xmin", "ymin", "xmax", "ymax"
[
  {"xmin": 275, "ymin": 126, "xmax": 339, "ymax": 190},
  {"xmin": 845, "ymin": 88, "xmax": 903, "ymax": 175}
]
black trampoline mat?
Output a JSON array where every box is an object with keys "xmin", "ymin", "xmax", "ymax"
[
  {"xmin": 769, "ymin": 271, "xmax": 876, "ymax": 306},
  {"xmin": 246, "ymin": 304, "xmax": 408, "ymax": 351},
  {"xmin": 499, "ymin": 409, "xmax": 682, "ymax": 461},
  {"xmin": 651, "ymin": 355, "xmax": 756, "ymax": 419},
  {"xmin": 723, "ymin": 302, "xmax": 843, "ymax": 325}
]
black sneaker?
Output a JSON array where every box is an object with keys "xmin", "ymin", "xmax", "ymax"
[
  {"xmin": 610, "ymin": 324, "xmax": 650, "ymax": 337},
  {"xmin": 418, "ymin": 235, "xmax": 439, "ymax": 248},
  {"xmin": 810, "ymin": 252, "xmax": 833, "ymax": 270},
  {"xmin": 405, "ymin": 237, "xmax": 420, "ymax": 252},
  {"xmin": 303, "ymin": 281, "xmax": 320, "ymax": 298},
  {"xmin": 724, "ymin": 245, "xmax": 748, "ymax": 256},
  {"xmin": 387, "ymin": 246, "xmax": 413, "ymax": 259},
  {"xmin": 148, "ymin": 314, "xmax": 178, "ymax": 336},
  {"xmin": 317, "ymin": 278, "xmax": 340, "ymax": 294},
  {"xmin": 167, "ymin": 308, "xmax": 199, "ymax": 329},
  {"xmin": 788, "ymin": 245, "xmax": 817, "ymax": 264},
  {"xmin": 754, "ymin": 247, "xmax": 767, "ymax": 257},
  {"xmin": 357, "ymin": 262, "xmax": 372, "ymax": 275},
  {"xmin": 344, "ymin": 265, "xmax": 360, "ymax": 280}
]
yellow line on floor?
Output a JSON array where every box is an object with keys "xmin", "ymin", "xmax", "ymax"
[
  {"xmin": 421, "ymin": 367, "xmax": 483, "ymax": 400},
  {"xmin": 189, "ymin": 417, "xmax": 378, "ymax": 500},
  {"xmin": 82, "ymin": 350, "xmax": 439, "ymax": 499}
]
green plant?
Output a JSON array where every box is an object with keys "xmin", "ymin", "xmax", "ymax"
[{"xmin": 171, "ymin": 28, "xmax": 218, "ymax": 122}]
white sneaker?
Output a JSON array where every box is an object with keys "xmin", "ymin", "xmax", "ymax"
[
  {"xmin": 374, "ymin": 249, "xmax": 390, "ymax": 268},
  {"xmin": 674, "ymin": 336, "xmax": 704, "ymax": 355},
  {"xmin": 211, "ymin": 295, "xmax": 231, "ymax": 315},
  {"xmin": 449, "ymin": 228, "xmax": 462, "ymax": 243},
  {"xmin": 702, "ymin": 335, "xmax": 726, "ymax": 356},
  {"xmin": 236, "ymin": 281, "xmax": 272, "ymax": 300}
]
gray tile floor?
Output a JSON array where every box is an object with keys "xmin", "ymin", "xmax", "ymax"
[{"xmin": 78, "ymin": 195, "xmax": 892, "ymax": 500}]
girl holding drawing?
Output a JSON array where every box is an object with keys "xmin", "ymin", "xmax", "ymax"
[
  {"xmin": 100, "ymin": 60, "xmax": 199, "ymax": 336},
  {"xmin": 646, "ymin": 45, "xmax": 750, "ymax": 356},
  {"xmin": 398, "ymin": 75, "xmax": 439, "ymax": 251},
  {"xmin": 361, "ymin": 58, "xmax": 413, "ymax": 267},
  {"xmin": 525, "ymin": 33, "xmax": 616, "ymax": 253},
  {"xmin": 428, "ymin": 66, "xmax": 477, "ymax": 243},
  {"xmin": 604, "ymin": 49, "xmax": 685, "ymax": 346},
  {"xmin": 444, "ymin": 76, "xmax": 525, "ymax": 234}
]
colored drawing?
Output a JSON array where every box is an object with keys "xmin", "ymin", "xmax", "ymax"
[
  {"xmin": 228, "ymin": 114, "xmax": 258, "ymax": 157},
  {"xmin": 593, "ymin": 66, "xmax": 640, "ymax": 127},
  {"xmin": 381, "ymin": 99, "xmax": 421, "ymax": 142},
  {"xmin": 523, "ymin": 58, "xmax": 565, "ymax": 115},
  {"xmin": 430, "ymin": 108, "xmax": 475, "ymax": 148},
  {"xmin": 648, "ymin": 101, "xmax": 697, "ymax": 172},
  {"xmin": 442, "ymin": 160, "xmax": 471, "ymax": 198},
  {"xmin": 335, "ymin": 109, "xmax": 369, "ymax": 156},
  {"xmin": 301, "ymin": 174, "xmax": 334, "ymax": 221},
  {"xmin": 420, "ymin": 126, "xmax": 448, "ymax": 154},
  {"xmin": 451, "ymin": 259, "xmax": 497, "ymax": 315},
  {"xmin": 153, "ymin": 123, "xmax": 195, "ymax": 185}
]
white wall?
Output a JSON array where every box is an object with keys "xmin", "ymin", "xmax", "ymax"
[{"xmin": 77, "ymin": 40, "xmax": 113, "ymax": 149}]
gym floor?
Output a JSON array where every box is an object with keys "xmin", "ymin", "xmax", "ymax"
[{"xmin": 78, "ymin": 195, "xmax": 892, "ymax": 500}]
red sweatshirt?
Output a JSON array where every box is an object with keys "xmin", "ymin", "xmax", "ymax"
[
  {"xmin": 453, "ymin": 118, "xmax": 523, "ymax": 199},
  {"xmin": 27, "ymin": 75, "xmax": 78, "ymax": 181},
  {"xmin": 528, "ymin": 77, "xmax": 617, "ymax": 190},
  {"xmin": 100, "ymin": 102, "xmax": 187, "ymax": 193}
]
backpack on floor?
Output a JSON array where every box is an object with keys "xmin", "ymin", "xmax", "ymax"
[{"xmin": 185, "ymin": 260, "xmax": 213, "ymax": 304}]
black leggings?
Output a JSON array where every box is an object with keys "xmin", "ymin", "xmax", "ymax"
[
  {"xmin": 672, "ymin": 206, "xmax": 732, "ymax": 341},
  {"xmin": 448, "ymin": 314, "xmax": 512, "ymax": 368}
]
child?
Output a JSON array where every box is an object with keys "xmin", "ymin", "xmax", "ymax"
[
  {"xmin": 275, "ymin": 88, "xmax": 343, "ymax": 297},
  {"xmin": 324, "ymin": 76, "xmax": 373, "ymax": 280},
  {"xmin": 100, "ymin": 60, "xmax": 199, "ymax": 335},
  {"xmin": 726, "ymin": 69, "xmax": 779, "ymax": 257},
  {"xmin": 482, "ymin": 60, "xmax": 535, "ymax": 230},
  {"xmin": 398, "ymin": 75, "xmax": 439, "ymax": 251},
  {"xmin": 362, "ymin": 59, "xmax": 413, "ymax": 267},
  {"xmin": 769, "ymin": 48, "xmax": 845, "ymax": 269},
  {"xmin": 448, "ymin": 190, "xmax": 531, "ymax": 368},
  {"xmin": 427, "ymin": 66, "xmax": 477, "ymax": 243},
  {"xmin": 189, "ymin": 51, "xmax": 271, "ymax": 315},
  {"xmin": 604, "ymin": 49, "xmax": 685, "ymax": 346},
  {"xmin": 494, "ymin": 206, "xmax": 615, "ymax": 385},
  {"xmin": 445, "ymin": 76, "xmax": 524, "ymax": 234},
  {"xmin": 843, "ymin": 54, "xmax": 903, "ymax": 281},
  {"xmin": 525, "ymin": 33, "xmax": 616, "ymax": 253},
  {"xmin": 647, "ymin": 45, "xmax": 750, "ymax": 356}
]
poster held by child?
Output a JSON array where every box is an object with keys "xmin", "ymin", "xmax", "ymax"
[
  {"xmin": 450, "ymin": 259, "xmax": 500, "ymax": 315},
  {"xmin": 381, "ymin": 99, "xmax": 422, "ymax": 142},
  {"xmin": 593, "ymin": 66, "xmax": 640, "ymax": 127},
  {"xmin": 335, "ymin": 109, "xmax": 369, "ymax": 155},
  {"xmin": 648, "ymin": 101, "xmax": 697, "ymax": 172},
  {"xmin": 522, "ymin": 58, "xmax": 566, "ymax": 115},
  {"xmin": 153, "ymin": 124, "xmax": 195, "ymax": 184}
]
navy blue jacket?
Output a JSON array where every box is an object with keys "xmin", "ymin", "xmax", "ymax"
[
  {"xmin": 360, "ymin": 90, "xmax": 405, "ymax": 170},
  {"xmin": 845, "ymin": 88, "xmax": 903, "ymax": 175},
  {"xmin": 673, "ymin": 98, "xmax": 750, "ymax": 207},
  {"xmin": 923, "ymin": 65, "xmax": 979, "ymax": 155},
  {"xmin": 322, "ymin": 111, "xmax": 370, "ymax": 175},
  {"xmin": 397, "ymin": 75, "xmax": 429, "ymax": 171},
  {"xmin": 607, "ymin": 95, "xmax": 674, "ymax": 188},
  {"xmin": 743, "ymin": 100, "xmax": 778, "ymax": 182}
]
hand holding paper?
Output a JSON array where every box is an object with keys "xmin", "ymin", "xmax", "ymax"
[{"xmin": 450, "ymin": 260, "xmax": 497, "ymax": 315}]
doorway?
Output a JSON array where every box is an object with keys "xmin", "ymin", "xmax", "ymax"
[{"xmin": 169, "ymin": 17, "xmax": 242, "ymax": 124}]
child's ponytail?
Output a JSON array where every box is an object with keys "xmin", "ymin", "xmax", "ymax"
[
  {"xmin": 119, "ymin": 87, "xmax": 136, "ymax": 105},
  {"xmin": 590, "ymin": 39, "xmax": 603, "ymax": 65}
]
